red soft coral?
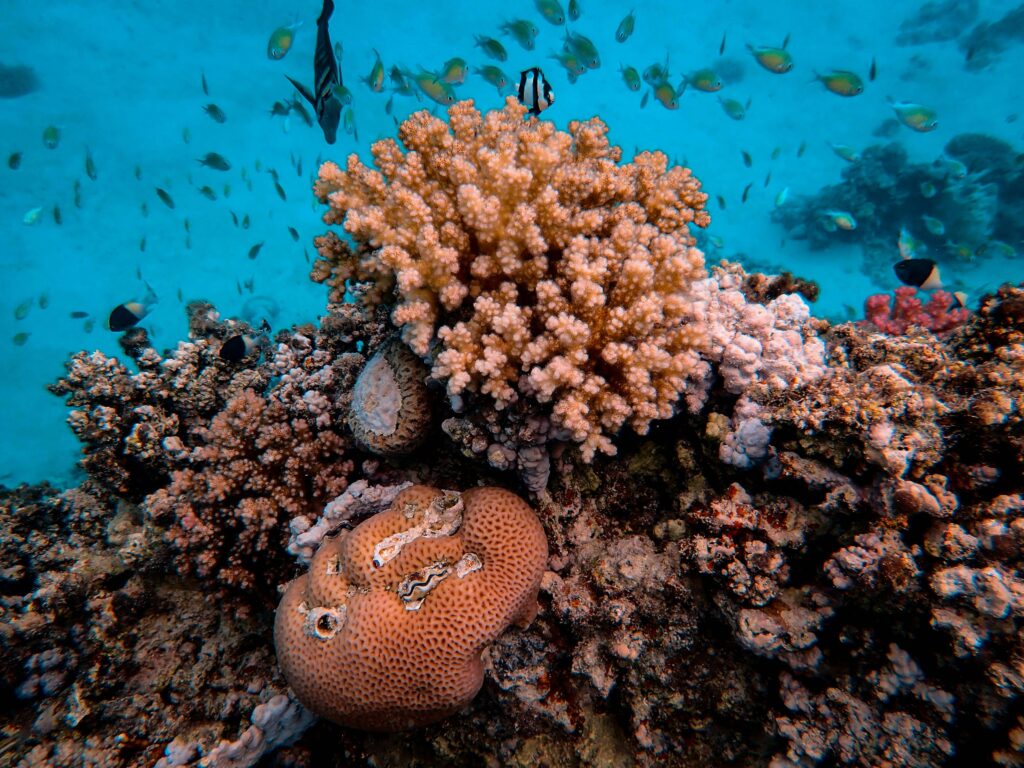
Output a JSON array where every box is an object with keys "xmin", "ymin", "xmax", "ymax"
[{"xmin": 863, "ymin": 287, "xmax": 970, "ymax": 335}]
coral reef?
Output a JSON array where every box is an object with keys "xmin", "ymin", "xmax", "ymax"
[
  {"xmin": 959, "ymin": 3, "xmax": 1024, "ymax": 70},
  {"xmin": 313, "ymin": 97, "xmax": 711, "ymax": 462},
  {"xmin": 772, "ymin": 135, "xmax": 1022, "ymax": 287},
  {"xmin": 896, "ymin": 0, "xmax": 979, "ymax": 46},
  {"xmin": 9, "ymin": 95, "xmax": 1024, "ymax": 768},
  {"xmin": 863, "ymin": 286, "xmax": 971, "ymax": 334},
  {"xmin": 276, "ymin": 485, "xmax": 548, "ymax": 731}
]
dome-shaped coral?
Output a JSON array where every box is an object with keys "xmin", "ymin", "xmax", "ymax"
[
  {"xmin": 273, "ymin": 485, "xmax": 548, "ymax": 731},
  {"xmin": 347, "ymin": 337, "xmax": 431, "ymax": 456}
]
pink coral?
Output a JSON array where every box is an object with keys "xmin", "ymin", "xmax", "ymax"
[{"xmin": 863, "ymin": 286, "xmax": 970, "ymax": 334}]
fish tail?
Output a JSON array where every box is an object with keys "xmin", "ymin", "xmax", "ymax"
[
  {"xmin": 318, "ymin": 0, "xmax": 334, "ymax": 25},
  {"xmin": 286, "ymin": 75, "xmax": 316, "ymax": 107}
]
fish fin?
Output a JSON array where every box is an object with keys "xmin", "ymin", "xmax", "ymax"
[
  {"xmin": 317, "ymin": 0, "xmax": 334, "ymax": 25},
  {"xmin": 142, "ymin": 280, "xmax": 159, "ymax": 306},
  {"xmin": 782, "ymin": 32, "xmax": 791, "ymax": 49},
  {"xmin": 285, "ymin": 75, "xmax": 316, "ymax": 107}
]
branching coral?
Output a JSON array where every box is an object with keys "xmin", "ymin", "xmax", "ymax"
[
  {"xmin": 863, "ymin": 286, "xmax": 971, "ymax": 335},
  {"xmin": 313, "ymin": 97, "xmax": 710, "ymax": 461}
]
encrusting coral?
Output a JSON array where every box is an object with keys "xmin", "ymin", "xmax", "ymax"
[
  {"xmin": 274, "ymin": 484, "xmax": 548, "ymax": 731},
  {"xmin": 313, "ymin": 96, "xmax": 711, "ymax": 462}
]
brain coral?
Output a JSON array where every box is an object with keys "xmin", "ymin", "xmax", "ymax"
[
  {"xmin": 274, "ymin": 485, "xmax": 548, "ymax": 731},
  {"xmin": 313, "ymin": 97, "xmax": 711, "ymax": 461},
  {"xmin": 348, "ymin": 337, "xmax": 431, "ymax": 456}
]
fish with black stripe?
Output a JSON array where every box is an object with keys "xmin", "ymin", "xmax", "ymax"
[
  {"xmin": 285, "ymin": 0, "xmax": 342, "ymax": 144},
  {"xmin": 517, "ymin": 67, "xmax": 555, "ymax": 116}
]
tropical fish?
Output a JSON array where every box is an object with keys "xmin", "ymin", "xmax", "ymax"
[
  {"xmin": 640, "ymin": 90, "xmax": 649, "ymax": 108},
  {"xmin": 475, "ymin": 35, "xmax": 508, "ymax": 62},
  {"xmin": 719, "ymin": 96, "xmax": 749, "ymax": 120},
  {"xmin": 653, "ymin": 81, "xmax": 679, "ymax": 110},
  {"xmin": 42, "ymin": 125, "xmax": 60, "ymax": 149},
  {"xmin": 828, "ymin": 143, "xmax": 860, "ymax": 162},
  {"xmin": 274, "ymin": 181, "xmax": 287, "ymax": 201},
  {"xmin": 285, "ymin": 0, "xmax": 342, "ymax": 144},
  {"xmin": 822, "ymin": 210, "xmax": 857, "ymax": 231},
  {"xmin": 934, "ymin": 156, "xmax": 966, "ymax": 179},
  {"xmin": 197, "ymin": 152, "xmax": 231, "ymax": 170},
  {"xmin": 12, "ymin": 332, "xmax": 29, "ymax": 347},
  {"xmin": 741, "ymin": 150, "xmax": 752, "ymax": 167},
  {"xmin": 869, "ymin": 56, "xmax": 877, "ymax": 81},
  {"xmin": 564, "ymin": 31, "xmax": 601, "ymax": 68},
  {"xmin": 919, "ymin": 181, "xmax": 937, "ymax": 198},
  {"xmin": 716, "ymin": 194, "xmax": 726, "ymax": 210},
  {"xmin": 70, "ymin": 311, "xmax": 89, "ymax": 319},
  {"xmin": 288, "ymin": 226, "xmax": 300, "ymax": 242},
  {"xmin": 363, "ymin": 49, "xmax": 385, "ymax": 91},
  {"xmin": 549, "ymin": 50, "xmax": 586, "ymax": 79},
  {"xmin": 500, "ymin": 20, "xmax": 539, "ymax": 50},
  {"xmin": 976, "ymin": 240, "xmax": 1015, "ymax": 259},
  {"xmin": 898, "ymin": 227, "xmax": 922, "ymax": 260},
  {"xmin": 155, "ymin": 187, "xmax": 175, "ymax": 209},
  {"xmin": 894, "ymin": 258, "xmax": 942, "ymax": 290},
  {"xmin": 719, "ymin": 32, "xmax": 726, "ymax": 55},
  {"xmin": 814, "ymin": 70, "xmax": 864, "ymax": 96},
  {"xmin": 888, "ymin": 99, "xmax": 938, "ymax": 132},
  {"xmin": 201, "ymin": 70, "xmax": 209, "ymax": 95},
  {"xmin": 763, "ymin": 171, "xmax": 772, "ymax": 187},
  {"xmin": 517, "ymin": 67, "xmax": 555, "ymax": 116},
  {"xmin": 771, "ymin": 146, "xmax": 782, "ymax": 160},
  {"xmin": 921, "ymin": 215, "xmax": 945, "ymax": 236},
  {"xmin": 182, "ymin": 127, "xmax": 191, "ymax": 144},
  {"xmin": 440, "ymin": 57, "xmax": 468, "ymax": 85},
  {"xmin": 219, "ymin": 322, "xmax": 270, "ymax": 362},
  {"xmin": 289, "ymin": 97, "xmax": 314, "ymax": 127},
  {"xmin": 620, "ymin": 64, "xmax": 641, "ymax": 91},
  {"xmin": 22, "ymin": 207, "xmax": 42, "ymax": 225},
  {"xmin": 642, "ymin": 59, "xmax": 669, "ymax": 86},
  {"xmin": 343, "ymin": 107, "xmax": 358, "ymax": 141},
  {"xmin": 242, "ymin": 213, "xmax": 250, "ymax": 229},
  {"xmin": 139, "ymin": 236, "xmax": 146, "ymax": 252},
  {"xmin": 687, "ymin": 68, "xmax": 722, "ymax": 92},
  {"xmin": 409, "ymin": 69, "xmax": 458, "ymax": 104},
  {"xmin": 474, "ymin": 65, "xmax": 510, "ymax": 92},
  {"xmin": 108, "ymin": 283, "xmax": 158, "ymax": 331},
  {"xmin": 535, "ymin": 0, "xmax": 565, "ymax": 25},
  {"xmin": 198, "ymin": 185, "xmax": 217, "ymax": 200},
  {"xmin": 797, "ymin": 140, "xmax": 807, "ymax": 157},
  {"xmin": 14, "ymin": 299, "xmax": 31, "ymax": 320},
  {"xmin": 269, "ymin": 100, "xmax": 291, "ymax": 117},
  {"xmin": 267, "ymin": 21, "xmax": 301, "ymax": 60},
  {"xmin": 248, "ymin": 242, "xmax": 265, "ymax": 260},
  {"xmin": 951, "ymin": 291, "xmax": 968, "ymax": 309},
  {"xmin": 746, "ymin": 44, "xmax": 793, "ymax": 74},
  {"xmin": 52, "ymin": 205, "xmax": 61, "ymax": 225},
  {"xmin": 7, "ymin": 151, "xmax": 22, "ymax": 169},
  {"xmin": 85, "ymin": 148, "xmax": 97, "ymax": 180},
  {"xmin": 774, "ymin": 187, "xmax": 789, "ymax": 207},
  {"xmin": 202, "ymin": 103, "xmax": 227, "ymax": 123},
  {"xmin": 741, "ymin": 183, "xmax": 752, "ymax": 203},
  {"xmin": 73, "ymin": 180, "xmax": 83, "ymax": 208},
  {"xmin": 615, "ymin": 10, "xmax": 636, "ymax": 43}
]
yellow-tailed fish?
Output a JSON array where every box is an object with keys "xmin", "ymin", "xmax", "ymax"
[
  {"xmin": 653, "ymin": 81, "xmax": 679, "ymax": 110},
  {"xmin": 643, "ymin": 59, "xmax": 669, "ymax": 86},
  {"xmin": 828, "ymin": 142, "xmax": 860, "ymax": 162},
  {"xmin": 500, "ymin": 20, "xmax": 539, "ymax": 51},
  {"xmin": 410, "ymin": 69, "xmax": 458, "ymax": 104},
  {"xmin": 267, "ymin": 21, "xmax": 301, "ymax": 60},
  {"xmin": 343, "ymin": 108, "xmax": 358, "ymax": 140},
  {"xmin": 921, "ymin": 215, "xmax": 945, "ymax": 236},
  {"xmin": 332, "ymin": 83, "xmax": 353, "ymax": 105},
  {"xmin": 475, "ymin": 35, "xmax": 508, "ymax": 61},
  {"xmin": 719, "ymin": 96, "xmax": 749, "ymax": 120},
  {"xmin": 441, "ymin": 57, "xmax": 468, "ymax": 85},
  {"xmin": 363, "ymin": 49, "xmax": 385, "ymax": 92},
  {"xmin": 615, "ymin": 10, "xmax": 636, "ymax": 43},
  {"xmin": 746, "ymin": 44, "xmax": 793, "ymax": 74},
  {"xmin": 814, "ymin": 70, "xmax": 864, "ymax": 96},
  {"xmin": 823, "ymin": 210, "xmax": 856, "ymax": 230},
  {"xmin": 888, "ymin": 99, "xmax": 938, "ymax": 132},
  {"xmin": 23, "ymin": 207, "xmax": 42, "ymax": 225},
  {"xmin": 535, "ymin": 0, "xmax": 565, "ymax": 25},
  {"xmin": 42, "ymin": 125, "xmax": 60, "ymax": 149},
  {"xmin": 620, "ymin": 64, "xmax": 641, "ymax": 91},
  {"xmin": 774, "ymin": 187, "xmax": 789, "ymax": 207},
  {"xmin": 687, "ymin": 68, "xmax": 722, "ymax": 92},
  {"xmin": 564, "ymin": 30, "xmax": 600, "ymax": 68},
  {"xmin": 474, "ymin": 65, "xmax": 510, "ymax": 92}
]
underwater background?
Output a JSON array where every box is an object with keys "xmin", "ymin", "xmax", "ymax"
[{"xmin": 2, "ymin": 0, "xmax": 1021, "ymax": 487}]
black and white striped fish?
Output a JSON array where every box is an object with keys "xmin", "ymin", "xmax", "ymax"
[
  {"xmin": 285, "ymin": 0, "xmax": 342, "ymax": 144},
  {"xmin": 517, "ymin": 67, "xmax": 555, "ymax": 116}
]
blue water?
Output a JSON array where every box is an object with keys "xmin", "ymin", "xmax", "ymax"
[{"xmin": 2, "ymin": 0, "xmax": 1021, "ymax": 486}]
